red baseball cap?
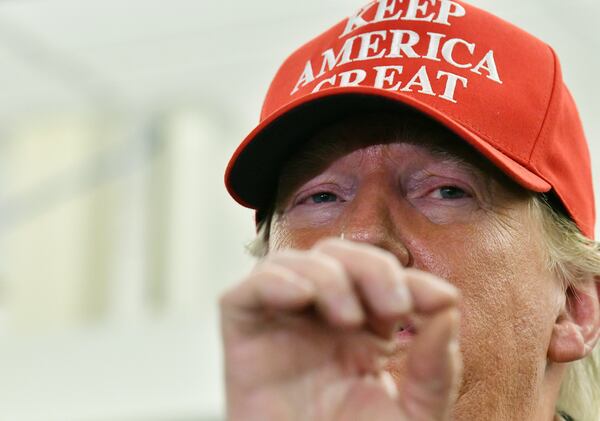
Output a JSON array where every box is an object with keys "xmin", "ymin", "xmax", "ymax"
[{"xmin": 225, "ymin": 0, "xmax": 595, "ymax": 238}]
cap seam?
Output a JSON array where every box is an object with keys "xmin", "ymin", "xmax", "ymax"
[
  {"xmin": 527, "ymin": 44, "xmax": 558, "ymax": 166},
  {"xmin": 260, "ymin": 21, "xmax": 348, "ymax": 120}
]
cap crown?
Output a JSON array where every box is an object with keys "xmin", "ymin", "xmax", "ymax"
[{"xmin": 226, "ymin": 0, "xmax": 595, "ymax": 238}]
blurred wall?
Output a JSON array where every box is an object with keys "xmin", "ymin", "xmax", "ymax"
[{"xmin": 0, "ymin": 1, "xmax": 598, "ymax": 420}]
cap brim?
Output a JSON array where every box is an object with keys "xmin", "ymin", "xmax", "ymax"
[{"xmin": 225, "ymin": 87, "xmax": 551, "ymax": 210}]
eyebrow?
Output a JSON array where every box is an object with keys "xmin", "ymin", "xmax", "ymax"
[
  {"xmin": 275, "ymin": 116, "xmax": 503, "ymax": 207},
  {"xmin": 426, "ymin": 146, "xmax": 483, "ymax": 173},
  {"xmin": 277, "ymin": 141, "xmax": 489, "ymax": 206},
  {"xmin": 378, "ymin": 138, "xmax": 490, "ymax": 181}
]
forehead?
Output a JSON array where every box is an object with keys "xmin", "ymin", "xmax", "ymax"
[{"xmin": 277, "ymin": 109, "xmax": 507, "ymax": 189}]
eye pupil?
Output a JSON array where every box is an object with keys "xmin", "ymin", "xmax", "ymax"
[
  {"xmin": 440, "ymin": 186, "xmax": 466, "ymax": 199},
  {"xmin": 311, "ymin": 192, "xmax": 337, "ymax": 203}
]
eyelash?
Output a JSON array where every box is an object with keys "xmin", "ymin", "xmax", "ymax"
[
  {"xmin": 296, "ymin": 191, "xmax": 342, "ymax": 206},
  {"xmin": 428, "ymin": 185, "xmax": 471, "ymax": 200},
  {"xmin": 295, "ymin": 184, "xmax": 471, "ymax": 206}
]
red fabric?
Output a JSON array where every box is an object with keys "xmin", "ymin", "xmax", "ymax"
[{"xmin": 225, "ymin": 0, "xmax": 595, "ymax": 239}]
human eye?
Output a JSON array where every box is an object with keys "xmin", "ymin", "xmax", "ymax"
[
  {"xmin": 429, "ymin": 185, "xmax": 471, "ymax": 200},
  {"xmin": 405, "ymin": 171, "xmax": 483, "ymax": 224},
  {"xmin": 298, "ymin": 191, "xmax": 341, "ymax": 205}
]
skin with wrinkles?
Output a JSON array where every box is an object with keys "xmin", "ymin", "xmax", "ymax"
[
  {"xmin": 269, "ymin": 113, "xmax": 563, "ymax": 419},
  {"xmin": 221, "ymin": 111, "xmax": 600, "ymax": 421}
]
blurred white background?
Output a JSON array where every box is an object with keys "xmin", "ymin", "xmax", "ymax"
[{"xmin": 0, "ymin": 1, "xmax": 598, "ymax": 420}]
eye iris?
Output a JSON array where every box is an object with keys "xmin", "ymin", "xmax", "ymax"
[
  {"xmin": 440, "ymin": 187, "xmax": 466, "ymax": 199},
  {"xmin": 311, "ymin": 192, "xmax": 337, "ymax": 203}
]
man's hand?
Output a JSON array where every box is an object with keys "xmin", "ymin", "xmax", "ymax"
[{"xmin": 220, "ymin": 238, "xmax": 462, "ymax": 421}]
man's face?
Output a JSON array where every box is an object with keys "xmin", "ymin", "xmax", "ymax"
[{"xmin": 267, "ymin": 112, "xmax": 564, "ymax": 418}]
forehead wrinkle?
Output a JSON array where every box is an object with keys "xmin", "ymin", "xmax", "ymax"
[
  {"xmin": 420, "ymin": 146, "xmax": 486, "ymax": 178},
  {"xmin": 381, "ymin": 137, "xmax": 487, "ymax": 182},
  {"xmin": 280, "ymin": 121, "xmax": 395, "ymax": 184},
  {"xmin": 275, "ymin": 109, "xmax": 521, "ymax": 209}
]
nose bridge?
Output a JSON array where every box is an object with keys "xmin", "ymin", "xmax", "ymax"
[{"xmin": 340, "ymin": 177, "xmax": 412, "ymax": 267}]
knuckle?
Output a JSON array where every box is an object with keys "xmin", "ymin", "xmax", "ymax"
[
  {"xmin": 256, "ymin": 249, "xmax": 305, "ymax": 272},
  {"xmin": 312, "ymin": 236, "xmax": 344, "ymax": 252},
  {"xmin": 219, "ymin": 281, "xmax": 247, "ymax": 308},
  {"xmin": 252, "ymin": 261, "xmax": 290, "ymax": 280},
  {"xmin": 379, "ymin": 251, "xmax": 403, "ymax": 277},
  {"xmin": 361, "ymin": 246, "xmax": 402, "ymax": 278},
  {"xmin": 309, "ymin": 250, "xmax": 347, "ymax": 281},
  {"xmin": 264, "ymin": 248, "xmax": 303, "ymax": 262},
  {"xmin": 319, "ymin": 256, "xmax": 350, "ymax": 289}
]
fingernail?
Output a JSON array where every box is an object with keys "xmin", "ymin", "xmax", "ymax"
[
  {"xmin": 339, "ymin": 296, "xmax": 364, "ymax": 324},
  {"xmin": 447, "ymin": 308, "xmax": 461, "ymax": 337},
  {"xmin": 383, "ymin": 282, "xmax": 412, "ymax": 314},
  {"xmin": 448, "ymin": 338, "xmax": 460, "ymax": 355},
  {"xmin": 380, "ymin": 371, "xmax": 399, "ymax": 399},
  {"xmin": 423, "ymin": 273, "xmax": 459, "ymax": 301},
  {"xmin": 284, "ymin": 275, "xmax": 315, "ymax": 296}
]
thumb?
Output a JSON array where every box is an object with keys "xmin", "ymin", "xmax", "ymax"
[{"xmin": 399, "ymin": 308, "xmax": 462, "ymax": 420}]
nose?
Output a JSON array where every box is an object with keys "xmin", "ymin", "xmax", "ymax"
[{"xmin": 339, "ymin": 179, "xmax": 412, "ymax": 267}]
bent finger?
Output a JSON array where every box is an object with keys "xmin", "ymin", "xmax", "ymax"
[
  {"xmin": 399, "ymin": 307, "xmax": 462, "ymax": 420},
  {"xmin": 313, "ymin": 238, "xmax": 412, "ymax": 321},
  {"xmin": 269, "ymin": 249, "xmax": 365, "ymax": 327},
  {"xmin": 220, "ymin": 262, "xmax": 316, "ymax": 314},
  {"xmin": 403, "ymin": 268, "xmax": 460, "ymax": 314}
]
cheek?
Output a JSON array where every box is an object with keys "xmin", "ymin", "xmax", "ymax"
[
  {"xmin": 451, "ymin": 224, "xmax": 555, "ymax": 344},
  {"xmin": 411, "ymin": 221, "xmax": 559, "ymax": 411},
  {"xmin": 409, "ymin": 217, "xmax": 555, "ymax": 336}
]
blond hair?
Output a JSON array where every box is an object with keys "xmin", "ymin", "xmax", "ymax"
[
  {"xmin": 245, "ymin": 194, "xmax": 600, "ymax": 420},
  {"xmin": 531, "ymin": 196, "xmax": 600, "ymax": 421},
  {"xmin": 244, "ymin": 109, "xmax": 600, "ymax": 419}
]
